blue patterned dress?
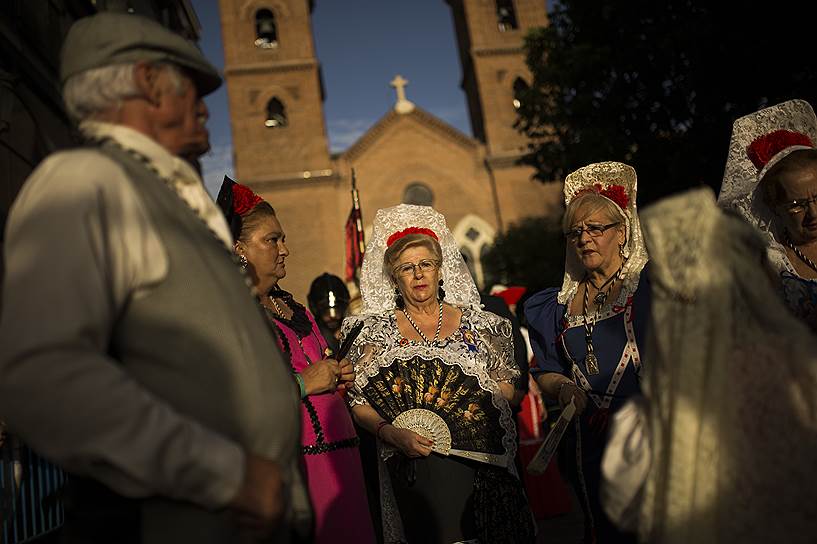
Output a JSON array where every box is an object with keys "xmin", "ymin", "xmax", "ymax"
[
  {"xmin": 780, "ymin": 271, "xmax": 817, "ymax": 331},
  {"xmin": 525, "ymin": 271, "xmax": 650, "ymax": 544}
]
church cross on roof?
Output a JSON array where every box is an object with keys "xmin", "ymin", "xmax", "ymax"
[{"xmin": 390, "ymin": 74, "xmax": 415, "ymax": 114}]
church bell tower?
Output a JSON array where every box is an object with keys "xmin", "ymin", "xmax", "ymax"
[
  {"xmin": 446, "ymin": 0, "xmax": 548, "ymax": 158},
  {"xmin": 218, "ymin": 0, "xmax": 331, "ymax": 183}
]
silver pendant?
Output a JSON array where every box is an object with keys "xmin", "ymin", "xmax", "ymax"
[
  {"xmin": 585, "ymin": 352, "xmax": 600, "ymax": 375},
  {"xmin": 594, "ymin": 291, "xmax": 607, "ymax": 306}
]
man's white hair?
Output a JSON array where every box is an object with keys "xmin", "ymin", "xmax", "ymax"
[{"xmin": 63, "ymin": 62, "xmax": 185, "ymax": 121}]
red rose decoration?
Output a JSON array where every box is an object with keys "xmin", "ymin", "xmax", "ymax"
[
  {"xmin": 574, "ymin": 183, "xmax": 629, "ymax": 210},
  {"xmin": 232, "ymin": 183, "xmax": 263, "ymax": 216},
  {"xmin": 747, "ymin": 129, "xmax": 813, "ymax": 170},
  {"xmin": 599, "ymin": 184, "xmax": 629, "ymax": 210},
  {"xmin": 387, "ymin": 227, "xmax": 438, "ymax": 247}
]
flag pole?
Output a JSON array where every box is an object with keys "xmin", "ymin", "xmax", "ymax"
[{"xmin": 351, "ymin": 168, "xmax": 365, "ymax": 258}]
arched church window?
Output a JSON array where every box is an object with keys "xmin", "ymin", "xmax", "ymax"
[
  {"xmin": 254, "ymin": 9, "xmax": 278, "ymax": 49},
  {"xmin": 454, "ymin": 215, "xmax": 496, "ymax": 290},
  {"xmin": 496, "ymin": 0, "xmax": 518, "ymax": 32},
  {"xmin": 265, "ymin": 97, "xmax": 288, "ymax": 128},
  {"xmin": 402, "ymin": 182, "xmax": 434, "ymax": 206},
  {"xmin": 513, "ymin": 77, "xmax": 529, "ymax": 110}
]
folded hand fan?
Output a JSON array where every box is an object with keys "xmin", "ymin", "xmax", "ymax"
[
  {"xmin": 336, "ymin": 321, "xmax": 364, "ymax": 360},
  {"xmin": 360, "ymin": 355, "xmax": 511, "ymax": 468},
  {"xmin": 526, "ymin": 398, "xmax": 576, "ymax": 475}
]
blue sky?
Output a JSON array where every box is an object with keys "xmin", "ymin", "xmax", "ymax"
[{"xmin": 193, "ymin": 0, "xmax": 472, "ymax": 195}]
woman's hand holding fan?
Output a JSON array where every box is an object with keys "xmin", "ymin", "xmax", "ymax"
[{"xmin": 380, "ymin": 425, "xmax": 434, "ymax": 458}]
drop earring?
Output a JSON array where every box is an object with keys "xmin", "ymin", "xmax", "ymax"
[
  {"xmin": 394, "ymin": 287, "xmax": 405, "ymax": 309},
  {"xmin": 238, "ymin": 254, "xmax": 248, "ymax": 271},
  {"xmin": 438, "ymin": 279, "xmax": 446, "ymax": 301}
]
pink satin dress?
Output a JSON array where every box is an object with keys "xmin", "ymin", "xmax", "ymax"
[{"xmin": 267, "ymin": 307, "xmax": 376, "ymax": 544}]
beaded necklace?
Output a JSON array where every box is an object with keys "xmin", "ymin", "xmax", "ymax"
[
  {"xmin": 401, "ymin": 301, "xmax": 443, "ymax": 344},
  {"xmin": 786, "ymin": 237, "xmax": 817, "ymax": 274}
]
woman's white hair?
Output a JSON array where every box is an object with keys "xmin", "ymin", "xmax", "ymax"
[{"xmin": 63, "ymin": 62, "xmax": 185, "ymax": 121}]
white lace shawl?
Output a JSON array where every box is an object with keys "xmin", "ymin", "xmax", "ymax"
[
  {"xmin": 605, "ymin": 188, "xmax": 817, "ymax": 543},
  {"xmin": 358, "ymin": 204, "xmax": 481, "ymax": 315},
  {"xmin": 340, "ymin": 307, "xmax": 520, "ymax": 543}
]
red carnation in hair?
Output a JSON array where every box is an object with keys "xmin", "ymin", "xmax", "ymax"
[
  {"xmin": 232, "ymin": 183, "xmax": 263, "ymax": 216},
  {"xmin": 574, "ymin": 183, "xmax": 630, "ymax": 210},
  {"xmin": 747, "ymin": 129, "xmax": 814, "ymax": 170},
  {"xmin": 387, "ymin": 227, "xmax": 438, "ymax": 247}
]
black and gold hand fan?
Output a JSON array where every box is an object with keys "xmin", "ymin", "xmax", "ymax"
[{"xmin": 360, "ymin": 356, "xmax": 510, "ymax": 467}]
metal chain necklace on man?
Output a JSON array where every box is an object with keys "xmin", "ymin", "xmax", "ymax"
[
  {"xmin": 402, "ymin": 301, "xmax": 444, "ymax": 344},
  {"xmin": 581, "ymin": 271, "xmax": 619, "ymax": 376},
  {"xmin": 786, "ymin": 237, "xmax": 817, "ymax": 274}
]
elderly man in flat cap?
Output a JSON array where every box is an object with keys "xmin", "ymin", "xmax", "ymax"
[{"xmin": 0, "ymin": 12, "xmax": 310, "ymax": 544}]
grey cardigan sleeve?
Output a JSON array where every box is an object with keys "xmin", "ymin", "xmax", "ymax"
[{"xmin": 0, "ymin": 151, "xmax": 244, "ymax": 510}]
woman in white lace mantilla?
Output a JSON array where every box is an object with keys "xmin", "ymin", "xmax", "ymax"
[
  {"xmin": 340, "ymin": 204, "xmax": 534, "ymax": 544},
  {"xmin": 718, "ymin": 99, "xmax": 817, "ymax": 330}
]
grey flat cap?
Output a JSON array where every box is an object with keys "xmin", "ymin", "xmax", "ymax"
[{"xmin": 60, "ymin": 12, "xmax": 221, "ymax": 96}]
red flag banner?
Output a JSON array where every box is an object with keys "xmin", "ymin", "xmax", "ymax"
[{"xmin": 345, "ymin": 170, "xmax": 365, "ymax": 282}]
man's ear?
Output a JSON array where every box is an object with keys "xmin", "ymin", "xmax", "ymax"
[
  {"xmin": 132, "ymin": 61, "xmax": 162, "ymax": 107},
  {"xmin": 234, "ymin": 241, "xmax": 244, "ymax": 255}
]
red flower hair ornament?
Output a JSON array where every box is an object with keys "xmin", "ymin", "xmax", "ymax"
[
  {"xmin": 574, "ymin": 183, "xmax": 630, "ymax": 210},
  {"xmin": 747, "ymin": 129, "xmax": 814, "ymax": 170},
  {"xmin": 232, "ymin": 183, "xmax": 264, "ymax": 216},
  {"xmin": 387, "ymin": 227, "xmax": 438, "ymax": 247}
]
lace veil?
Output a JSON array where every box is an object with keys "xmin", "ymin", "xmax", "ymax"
[
  {"xmin": 717, "ymin": 99, "xmax": 817, "ymax": 274},
  {"xmin": 358, "ymin": 204, "xmax": 481, "ymax": 315},
  {"xmin": 557, "ymin": 161, "xmax": 649, "ymax": 305},
  {"xmin": 629, "ymin": 188, "xmax": 817, "ymax": 543}
]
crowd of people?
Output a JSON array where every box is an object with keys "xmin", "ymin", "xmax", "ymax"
[{"xmin": 0, "ymin": 10, "xmax": 816, "ymax": 544}]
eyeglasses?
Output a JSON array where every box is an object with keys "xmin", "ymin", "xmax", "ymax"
[
  {"xmin": 780, "ymin": 195, "xmax": 817, "ymax": 215},
  {"xmin": 393, "ymin": 259, "xmax": 440, "ymax": 277},
  {"xmin": 564, "ymin": 222, "xmax": 620, "ymax": 243}
]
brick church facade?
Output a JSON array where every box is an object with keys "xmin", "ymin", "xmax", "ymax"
[{"xmin": 218, "ymin": 0, "xmax": 561, "ymax": 300}]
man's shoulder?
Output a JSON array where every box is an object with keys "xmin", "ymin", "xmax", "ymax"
[
  {"xmin": 15, "ymin": 148, "xmax": 137, "ymax": 207},
  {"xmin": 35, "ymin": 147, "xmax": 129, "ymax": 185},
  {"xmin": 7, "ymin": 147, "xmax": 149, "ymax": 236}
]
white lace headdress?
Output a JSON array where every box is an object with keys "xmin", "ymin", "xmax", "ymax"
[
  {"xmin": 557, "ymin": 161, "xmax": 649, "ymax": 305},
  {"xmin": 717, "ymin": 99, "xmax": 817, "ymax": 273},
  {"xmin": 359, "ymin": 204, "xmax": 481, "ymax": 315}
]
